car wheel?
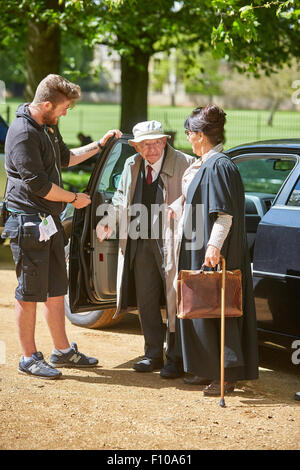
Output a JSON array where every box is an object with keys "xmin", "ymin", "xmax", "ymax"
[{"xmin": 64, "ymin": 241, "xmax": 125, "ymax": 329}]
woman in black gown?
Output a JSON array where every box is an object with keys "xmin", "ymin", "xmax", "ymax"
[{"xmin": 174, "ymin": 105, "xmax": 259, "ymax": 396}]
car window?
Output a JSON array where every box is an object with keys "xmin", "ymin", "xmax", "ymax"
[
  {"xmin": 234, "ymin": 157, "xmax": 296, "ymax": 194},
  {"xmin": 287, "ymin": 176, "xmax": 300, "ymax": 206},
  {"xmin": 98, "ymin": 141, "xmax": 135, "ymax": 197}
]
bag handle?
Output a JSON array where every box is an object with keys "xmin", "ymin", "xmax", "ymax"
[{"xmin": 200, "ymin": 255, "xmax": 225, "ymax": 272}]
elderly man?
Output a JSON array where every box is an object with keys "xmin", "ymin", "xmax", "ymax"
[{"xmin": 97, "ymin": 120, "xmax": 194, "ymax": 378}]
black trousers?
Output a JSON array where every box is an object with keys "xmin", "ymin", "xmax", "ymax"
[{"xmin": 132, "ymin": 238, "xmax": 179, "ymax": 363}]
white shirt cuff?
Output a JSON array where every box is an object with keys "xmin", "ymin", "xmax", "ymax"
[{"xmin": 208, "ymin": 213, "xmax": 233, "ymax": 250}]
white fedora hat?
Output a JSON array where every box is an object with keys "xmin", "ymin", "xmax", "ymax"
[{"xmin": 128, "ymin": 120, "xmax": 171, "ymax": 146}]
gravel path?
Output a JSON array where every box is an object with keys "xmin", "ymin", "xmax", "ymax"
[{"xmin": 0, "ymin": 258, "xmax": 299, "ymax": 451}]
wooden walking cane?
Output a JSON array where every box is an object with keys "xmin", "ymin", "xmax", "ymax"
[{"xmin": 220, "ymin": 256, "xmax": 226, "ymax": 408}]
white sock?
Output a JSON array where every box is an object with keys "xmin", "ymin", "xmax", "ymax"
[
  {"xmin": 56, "ymin": 347, "xmax": 72, "ymax": 354},
  {"xmin": 24, "ymin": 356, "xmax": 32, "ymax": 361}
]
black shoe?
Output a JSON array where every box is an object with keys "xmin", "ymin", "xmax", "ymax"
[
  {"xmin": 294, "ymin": 392, "xmax": 300, "ymax": 401},
  {"xmin": 160, "ymin": 361, "xmax": 184, "ymax": 379},
  {"xmin": 183, "ymin": 375, "xmax": 210, "ymax": 385},
  {"xmin": 133, "ymin": 357, "xmax": 164, "ymax": 373}
]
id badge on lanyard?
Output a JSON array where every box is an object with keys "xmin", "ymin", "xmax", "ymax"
[{"xmin": 39, "ymin": 215, "xmax": 58, "ymax": 241}]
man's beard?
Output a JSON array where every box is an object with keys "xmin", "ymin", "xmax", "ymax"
[{"xmin": 42, "ymin": 109, "xmax": 58, "ymax": 125}]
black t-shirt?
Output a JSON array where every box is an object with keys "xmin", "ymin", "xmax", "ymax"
[{"xmin": 5, "ymin": 103, "xmax": 70, "ymax": 216}]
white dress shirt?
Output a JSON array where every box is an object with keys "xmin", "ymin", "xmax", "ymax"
[{"xmin": 144, "ymin": 151, "xmax": 164, "ymax": 182}]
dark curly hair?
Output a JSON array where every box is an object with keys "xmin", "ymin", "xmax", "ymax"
[{"xmin": 184, "ymin": 104, "xmax": 226, "ymax": 145}]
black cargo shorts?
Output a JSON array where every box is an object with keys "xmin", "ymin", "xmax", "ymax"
[{"xmin": 2, "ymin": 213, "xmax": 69, "ymax": 302}]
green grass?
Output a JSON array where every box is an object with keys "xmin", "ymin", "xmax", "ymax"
[
  {"xmin": 1, "ymin": 99, "xmax": 300, "ymax": 153},
  {"xmin": 61, "ymin": 169, "xmax": 91, "ymax": 191},
  {"xmin": 2, "ymin": 100, "xmax": 300, "ymax": 196}
]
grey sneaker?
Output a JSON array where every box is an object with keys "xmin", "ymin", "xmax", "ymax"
[
  {"xmin": 49, "ymin": 342, "xmax": 98, "ymax": 368},
  {"xmin": 18, "ymin": 352, "xmax": 62, "ymax": 380}
]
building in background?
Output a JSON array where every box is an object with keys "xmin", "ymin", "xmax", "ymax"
[{"xmin": 82, "ymin": 45, "xmax": 300, "ymax": 112}]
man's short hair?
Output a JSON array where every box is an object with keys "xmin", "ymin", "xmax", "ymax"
[{"xmin": 33, "ymin": 74, "xmax": 81, "ymax": 107}]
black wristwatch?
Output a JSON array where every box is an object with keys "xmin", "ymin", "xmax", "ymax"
[{"xmin": 96, "ymin": 140, "xmax": 104, "ymax": 150}]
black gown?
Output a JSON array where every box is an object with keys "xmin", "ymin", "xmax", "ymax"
[{"xmin": 177, "ymin": 152, "xmax": 259, "ymax": 382}]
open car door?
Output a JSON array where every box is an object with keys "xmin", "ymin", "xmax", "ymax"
[{"xmin": 66, "ymin": 135, "xmax": 135, "ymax": 328}]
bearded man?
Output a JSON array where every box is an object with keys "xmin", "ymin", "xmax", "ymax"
[{"xmin": 3, "ymin": 74, "xmax": 122, "ymax": 379}]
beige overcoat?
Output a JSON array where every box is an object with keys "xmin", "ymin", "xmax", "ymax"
[{"xmin": 101, "ymin": 144, "xmax": 195, "ymax": 332}]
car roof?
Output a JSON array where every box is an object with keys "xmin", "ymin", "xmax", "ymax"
[{"xmin": 226, "ymin": 138, "xmax": 300, "ymax": 156}]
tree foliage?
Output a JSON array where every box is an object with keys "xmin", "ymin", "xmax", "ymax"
[
  {"xmin": 208, "ymin": 0, "xmax": 300, "ymax": 74},
  {"xmin": 2, "ymin": 0, "xmax": 300, "ymax": 73},
  {"xmin": 1, "ymin": 0, "xmax": 300, "ymax": 128}
]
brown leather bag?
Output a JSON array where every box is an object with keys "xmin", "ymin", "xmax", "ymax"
[{"xmin": 177, "ymin": 258, "xmax": 243, "ymax": 319}]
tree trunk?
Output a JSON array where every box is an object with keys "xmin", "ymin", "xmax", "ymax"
[
  {"xmin": 25, "ymin": 1, "xmax": 60, "ymax": 101},
  {"xmin": 120, "ymin": 49, "xmax": 150, "ymax": 133},
  {"xmin": 267, "ymin": 98, "xmax": 280, "ymax": 127}
]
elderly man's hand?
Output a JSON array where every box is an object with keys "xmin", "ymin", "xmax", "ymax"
[{"xmin": 96, "ymin": 222, "xmax": 114, "ymax": 242}]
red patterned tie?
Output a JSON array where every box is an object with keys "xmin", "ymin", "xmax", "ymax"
[{"xmin": 146, "ymin": 165, "xmax": 153, "ymax": 184}]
